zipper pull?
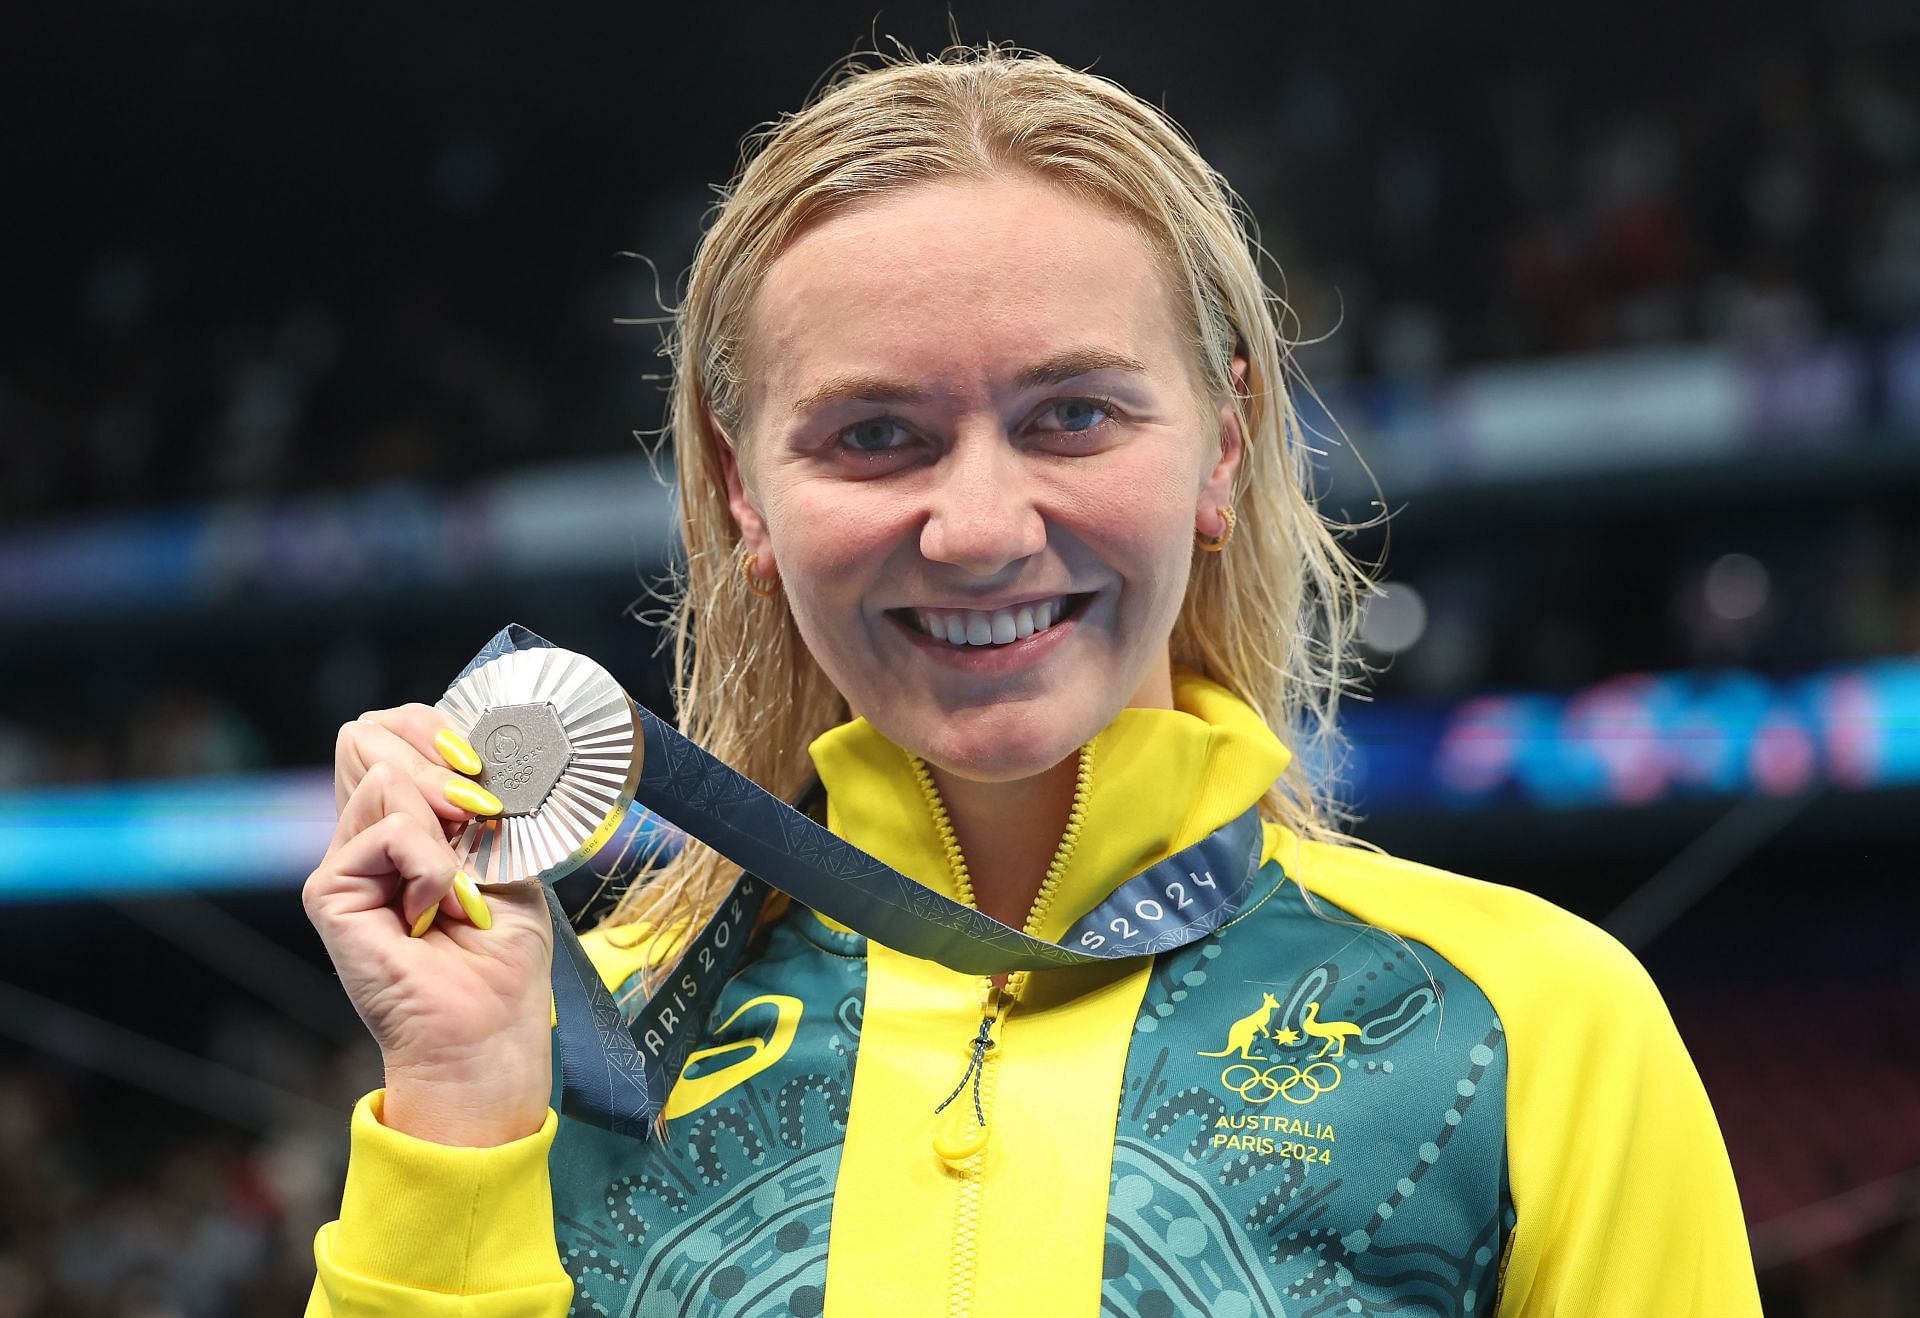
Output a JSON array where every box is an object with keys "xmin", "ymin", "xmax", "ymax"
[{"xmin": 932, "ymin": 1013, "xmax": 996, "ymax": 1165}]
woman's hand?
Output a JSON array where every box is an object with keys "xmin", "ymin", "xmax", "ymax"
[{"xmin": 304, "ymin": 706, "xmax": 555, "ymax": 1147}]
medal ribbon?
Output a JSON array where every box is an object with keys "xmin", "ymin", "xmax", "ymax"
[{"xmin": 455, "ymin": 626, "xmax": 1271, "ymax": 1137}]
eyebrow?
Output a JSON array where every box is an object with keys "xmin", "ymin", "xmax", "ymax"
[{"xmin": 790, "ymin": 347, "xmax": 1151, "ymax": 417}]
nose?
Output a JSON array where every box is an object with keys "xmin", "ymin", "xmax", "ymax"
[{"xmin": 918, "ymin": 428, "xmax": 1046, "ymax": 577}]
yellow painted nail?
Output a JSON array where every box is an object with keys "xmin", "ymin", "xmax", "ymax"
[
  {"xmin": 435, "ymin": 728, "xmax": 484, "ymax": 776},
  {"xmin": 410, "ymin": 904, "xmax": 439, "ymax": 937},
  {"xmin": 445, "ymin": 779, "xmax": 504, "ymax": 816},
  {"xmin": 451, "ymin": 870, "xmax": 492, "ymax": 930}
]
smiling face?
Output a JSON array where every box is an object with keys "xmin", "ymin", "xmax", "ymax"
[{"xmin": 721, "ymin": 173, "xmax": 1242, "ymax": 784}]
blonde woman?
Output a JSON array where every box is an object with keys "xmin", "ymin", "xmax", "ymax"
[{"xmin": 303, "ymin": 45, "xmax": 1760, "ymax": 1316}]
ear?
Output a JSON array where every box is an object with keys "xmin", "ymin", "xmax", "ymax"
[
  {"xmin": 709, "ymin": 407, "xmax": 776, "ymax": 574},
  {"xmin": 1197, "ymin": 351, "xmax": 1249, "ymax": 536}
]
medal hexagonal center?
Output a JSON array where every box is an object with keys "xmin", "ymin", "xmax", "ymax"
[{"xmin": 469, "ymin": 701, "xmax": 570, "ymax": 816}]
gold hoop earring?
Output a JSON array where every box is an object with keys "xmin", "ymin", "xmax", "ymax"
[
  {"xmin": 1195, "ymin": 505, "xmax": 1235, "ymax": 553},
  {"xmin": 740, "ymin": 550, "xmax": 780, "ymax": 598}
]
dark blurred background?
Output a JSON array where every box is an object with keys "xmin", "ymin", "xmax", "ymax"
[{"xmin": 4, "ymin": 3, "xmax": 1919, "ymax": 1313}]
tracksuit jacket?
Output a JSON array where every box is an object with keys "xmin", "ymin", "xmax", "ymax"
[{"xmin": 307, "ymin": 670, "xmax": 1762, "ymax": 1315}]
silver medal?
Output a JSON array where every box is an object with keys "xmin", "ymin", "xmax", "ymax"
[{"xmin": 435, "ymin": 646, "xmax": 645, "ymax": 886}]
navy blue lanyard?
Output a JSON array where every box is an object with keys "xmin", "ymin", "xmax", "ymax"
[{"xmin": 544, "ymin": 704, "xmax": 1267, "ymax": 1137}]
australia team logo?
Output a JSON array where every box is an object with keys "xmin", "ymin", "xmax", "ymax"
[{"xmin": 1196, "ymin": 991, "xmax": 1358, "ymax": 1105}]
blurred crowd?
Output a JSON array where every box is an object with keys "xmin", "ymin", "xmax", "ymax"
[
  {"xmin": 0, "ymin": 693, "xmax": 268, "ymax": 792},
  {"xmin": 1363, "ymin": 508, "xmax": 1920, "ymax": 700},
  {"xmin": 0, "ymin": 1036, "xmax": 379, "ymax": 1318},
  {"xmin": 1266, "ymin": 35, "xmax": 1920, "ymax": 382},
  {"xmin": 1681, "ymin": 989, "xmax": 1920, "ymax": 1317},
  {"xmin": 0, "ymin": 284, "xmax": 572, "ymax": 525},
  {"xmin": 1775, "ymin": 1221, "xmax": 1920, "ymax": 1318},
  {"xmin": 4, "ymin": 28, "xmax": 1919, "ymax": 522}
]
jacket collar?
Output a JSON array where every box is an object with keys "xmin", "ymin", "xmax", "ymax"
[{"xmin": 806, "ymin": 669, "xmax": 1291, "ymax": 941}]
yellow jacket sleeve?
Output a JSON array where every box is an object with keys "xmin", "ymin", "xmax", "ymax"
[
  {"xmin": 305, "ymin": 924, "xmax": 672, "ymax": 1316},
  {"xmin": 304, "ymin": 1090, "xmax": 573, "ymax": 1317},
  {"xmin": 1492, "ymin": 914, "xmax": 1761, "ymax": 1316},
  {"xmin": 1284, "ymin": 834, "xmax": 1761, "ymax": 1316}
]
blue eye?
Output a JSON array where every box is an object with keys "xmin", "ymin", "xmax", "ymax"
[
  {"xmin": 832, "ymin": 397, "xmax": 1117, "ymax": 464},
  {"xmin": 840, "ymin": 418, "xmax": 907, "ymax": 453},
  {"xmin": 1039, "ymin": 397, "xmax": 1114, "ymax": 435}
]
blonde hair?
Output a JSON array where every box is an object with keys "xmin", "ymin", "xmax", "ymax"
[{"xmin": 603, "ymin": 42, "xmax": 1377, "ymax": 968}]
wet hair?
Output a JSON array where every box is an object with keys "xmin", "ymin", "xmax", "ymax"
[{"xmin": 604, "ymin": 42, "xmax": 1377, "ymax": 976}]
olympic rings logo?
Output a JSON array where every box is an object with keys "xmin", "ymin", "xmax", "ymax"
[{"xmin": 1220, "ymin": 1060, "xmax": 1342, "ymax": 1105}]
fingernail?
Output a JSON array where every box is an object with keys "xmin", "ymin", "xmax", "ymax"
[
  {"xmin": 435, "ymin": 729, "xmax": 484, "ymax": 776},
  {"xmin": 410, "ymin": 904, "xmax": 439, "ymax": 937},
  {"xmin": 451, "ymin": 871, "xmax": 492, "ymax": 930},
  {"xmin": 445, "ymin": 779, "xmax": 504, "ymax": 816}
]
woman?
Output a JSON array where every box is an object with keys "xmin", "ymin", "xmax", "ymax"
[{"xmin": 303, "ymin": 45, "xmax": 1760, "ymax": 1316}]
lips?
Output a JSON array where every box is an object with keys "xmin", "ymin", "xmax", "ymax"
[{"xmin": 897, "ymin": 594, "xmax": 1091, "ymax": 648}]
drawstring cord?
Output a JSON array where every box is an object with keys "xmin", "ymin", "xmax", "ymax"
[{"xmin": 934, "ymin": 1016, "xmax": 997, "ymax": 1127}]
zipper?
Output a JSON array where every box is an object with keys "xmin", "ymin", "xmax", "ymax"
[
  {"xmin": 941, "ymin": 979, "xmax": 1001, "ymax": 1317},
  {"xmin": 908, "ymin": 745, "xmax": 1094, "ymax": 1318}
]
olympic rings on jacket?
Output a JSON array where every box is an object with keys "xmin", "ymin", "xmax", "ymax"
[{"xmin": 1220, "ymin": 1060, "xmax": 1343, "ymax": 1105}]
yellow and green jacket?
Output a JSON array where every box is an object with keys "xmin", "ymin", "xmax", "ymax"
[{"xmin": 308, "ymin": 671, "xmax": 1760, "ymax": 1315}]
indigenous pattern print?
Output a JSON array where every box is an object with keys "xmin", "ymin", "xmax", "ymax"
[
  {"xmin": 1105, "ymin": 876, "xmax": 1515, "ymax": 1316},
  {"xmin": 543, "ymin": 867, "xmax": 1515, "ymax": 1316},
  {"xmin": 547, "ymin": 916, "xmax": 867, "ymax": 1317}
]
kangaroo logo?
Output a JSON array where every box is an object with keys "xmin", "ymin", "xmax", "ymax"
[
  {"xmin": 1199, "ymin": 991, "xmax": 1367, "ymax": 1110},
  {"xmin": 1197, "ymin": 993, "xmax": 1281, "ymax": 1060}
]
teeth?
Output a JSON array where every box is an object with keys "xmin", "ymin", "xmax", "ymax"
[{"xmin": 913, "ymin": 597, "xmax": 1069, "ymax": 647}]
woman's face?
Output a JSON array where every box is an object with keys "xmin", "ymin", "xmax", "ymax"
[{"xmin": 723, "ymin": 173, "xmax": 1242, "ymax": 783}]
